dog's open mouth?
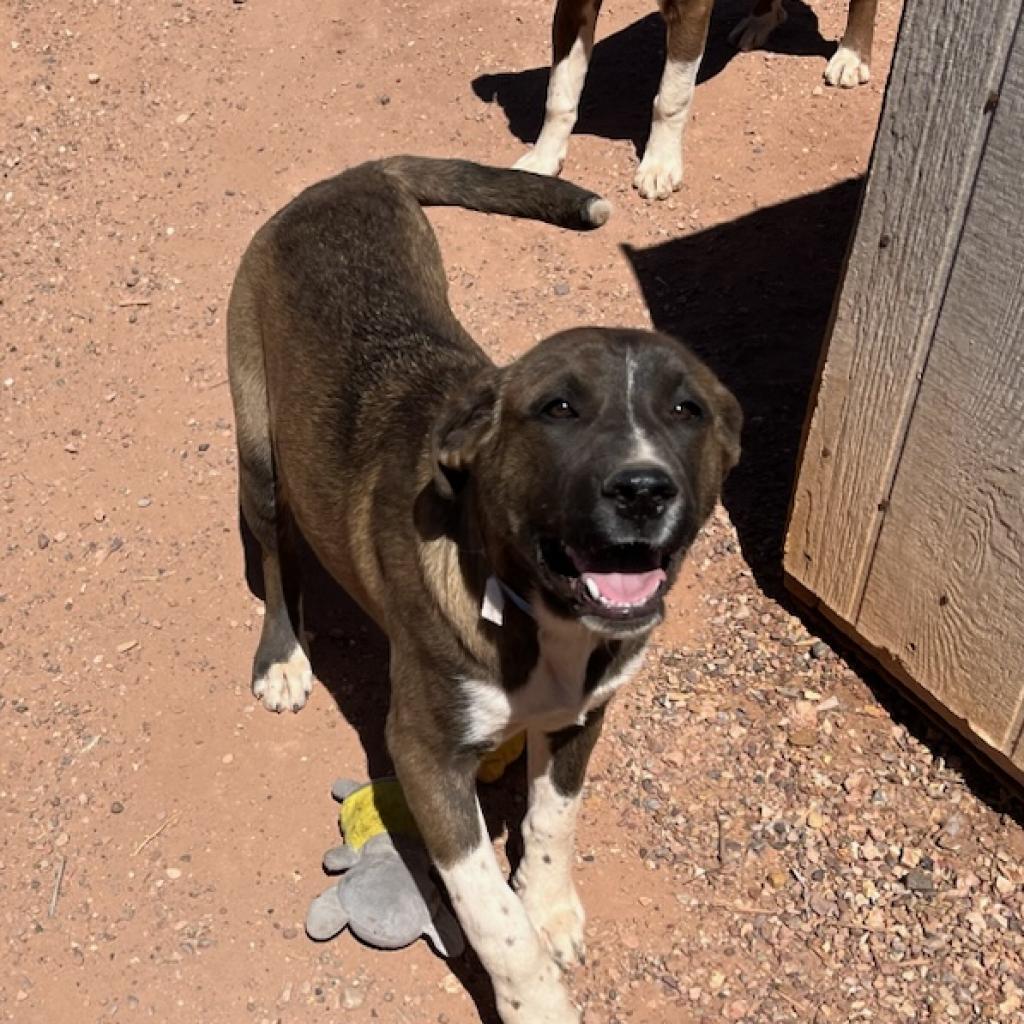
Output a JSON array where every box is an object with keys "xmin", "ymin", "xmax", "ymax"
[{"xmin": 539, "ymin": 539, "xmax": 668, "ymax": 620}]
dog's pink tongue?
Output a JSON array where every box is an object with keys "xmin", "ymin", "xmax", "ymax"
[{"xmin": 584, "ymin": 569, "xmax": 665, "ymax": 606}]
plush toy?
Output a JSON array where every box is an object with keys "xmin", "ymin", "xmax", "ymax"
[
  {"xmin": 306, "ymin": 737, "xmax": 525, "ymax": 954},
  {"xmin": 305, "ymin": 778, "xmax": 464, "ymax": 956}
]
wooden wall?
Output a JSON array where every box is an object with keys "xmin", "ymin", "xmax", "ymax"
[{"xmin": 785, "ymin": 0, "xmax": 1024, "ymax": 774}]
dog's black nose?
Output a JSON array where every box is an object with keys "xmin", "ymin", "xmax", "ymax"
[{"xmin": 602, "ymin": 465, "xmax": 678, "ymax": 522}]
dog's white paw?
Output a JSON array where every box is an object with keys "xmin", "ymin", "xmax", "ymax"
[
  {"xmin": 495, "ymin": 965, "xmax": 580, "ymax": 1024},
  {"xmin": 252, "ymin": 644, "xmax": 313, "ymax": 713},
  {"xmin": 634, "ymin": 150, "xmax": 683, "ymax": 200},
  {"xmin": 516, "ymin": 876, "xmax": 586, "ymax": 968},
  {"xmin": 513, "ymin": 147, "xmax": 564, "ymax": 178},
  {"xmin": 825, "ymin": 46, "xmax": 870, "ymax": 88},
  {"xmin": 729, "ymin": 6, "xmax": 788, "ymax": 51}
]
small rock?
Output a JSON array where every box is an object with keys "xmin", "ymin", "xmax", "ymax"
[
  {"xmin": 222, "ymin": 754, "xmax": 234, "ymax": 765},
  {"xmin": 165, "ymin": 867, "xmax": 182, "ymax": 880},
  {"xmin": 137, "ymin": 497, "xmax": 152, "ymax": 508},
  {"xmin": 116, "ymin": 640, "xmax": 138, "ymax": 654},
  {"xmin": 37, "ymin": 533, "xmax": 50, "ymax": 550},
  {"xmin": 809, "ymin": 640, "xmax": 829, "ymax": 659},
  {"xmin": 708, "ymin": 970, "xmax": 726, "ymax": 993},
  {"xmin": 807, "ymin": 809, "xmax": 825, "ymax": 830},
  {"xmin": 995, "ymin": 875, "xmax": 1014, "ymax": 897},
  {"xmin": 553, "ymin": 281, "xmax": 570, "ymax": 296},
  {"xmin": 440, "ymin": 975, "xmax": 461, "ymax": 995},
  {"xmin": 904, "ymin": 869, "xmax": 935, "ymax": 893},
  {"xmin": 110, "ymin": 801, "xmax": 124, "ymax": 814},
  {"xmin": 281, "ymin": 926, "xmax": 298, "ymax": 940},
  {"xmin": 767, "ymin": 869, "xmax": 788, "ymax": 889},
  {"xmin": 87, "ymin": 72, "xmax": 101, "ymax": 84},
  {"xmin": 342, "ymin": 986, "xmax": 365, "ymax": 1010},
  {"xmin": 788, "ymin": 727, "xmax": 818, "ymax": 748}
]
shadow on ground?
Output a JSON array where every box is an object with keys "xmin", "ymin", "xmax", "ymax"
[
  {"xmin": 625, "ymin": 180, "xmax": 1024, "ymax": 820},
  {"xmin": 624, "ymin": 176, "xmax": 863, "ymax": 594},
  {"xmin": 473, "ymin": 1, "xmax": 832, "ymax": 157}
]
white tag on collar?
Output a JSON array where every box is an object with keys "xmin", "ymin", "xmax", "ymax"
[{"xmin": 481, "ymin": 575, "xmax": 505, "ymax": 626}]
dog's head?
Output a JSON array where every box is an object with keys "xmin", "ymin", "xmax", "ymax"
[{"xmin": 434, "ymin": 328, "xmax": 741, "ymax": 638}]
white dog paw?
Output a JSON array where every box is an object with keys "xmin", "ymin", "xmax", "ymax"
[
  {"xmin": 520, "ymin": 887, "xmax": 586, "ymax": 968},
  {"xmin": 634, "ymin": 151, "xmax": 683, "ymax": 200},
  {"xmin": 825, "ymin": 46, "xmax": 870, "ymax": 88},
  {"xmin": 252, "ymin": 644, "xmax": 313, "ymax": 713},
  {"xmin": 513, "ymin": 147, "xmax": 564, "ymax": 177},
  {"xmin": 729, "ymin": 6, "xmax": 788, "ymax": 51}
]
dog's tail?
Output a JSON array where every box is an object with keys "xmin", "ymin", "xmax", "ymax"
[{"xmin": 377, "ymin": 156, "xmax": 611, "ymax": 231}]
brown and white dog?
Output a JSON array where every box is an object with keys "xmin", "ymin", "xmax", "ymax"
[
  {"xmin": 227, "ymin": 157, "xmax": 740, "ymax": 1022},
  {"xmin": 515, "ymin": 0, "xmax": 879, "ymax": 198}
]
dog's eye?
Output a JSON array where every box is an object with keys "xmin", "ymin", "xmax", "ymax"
[
  {"xmin": 671, "ymin": 400, "xmax": 703, "ymax": 421},
  {"xmin": 542, "ymin": 399, "xmax": 578, "ymax": 420}
]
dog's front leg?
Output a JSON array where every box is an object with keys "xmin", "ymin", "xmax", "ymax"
[
  {"xmin": 513, "ymin": 0, "xmax": 602, "ymax": 177},
  {"xmin": 514, "ymin": 706, "xmax": 605, "ymax": 969},
  {"xmin": 635, "ymin": 0, "xmax": 713, "ymax": 199},
  {"xmin": 388, "ymin": 704, "xmax": 579, "ymax": 1024}
]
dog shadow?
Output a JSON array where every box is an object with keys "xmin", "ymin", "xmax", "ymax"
[
  {"xmin": 240, "ymin": 517, "xmax": 522, "ymax": 1024},
  {"xmin": 472, "ymin": 2, "xmax": 832, "ymax": 157}
]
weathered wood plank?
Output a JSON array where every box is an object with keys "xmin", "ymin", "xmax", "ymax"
[
  {"xmin": 857, "ymin": 26, "xmax": 1024, "ymax": 758},
  {"xmin": 784, "ymin": 0, "xmax": 1023, "ymax": 621}
]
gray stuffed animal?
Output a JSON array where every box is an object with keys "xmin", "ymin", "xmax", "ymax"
[{"xmin": 305, "ymin": 778, "xmax": 464, "ymax": 957}]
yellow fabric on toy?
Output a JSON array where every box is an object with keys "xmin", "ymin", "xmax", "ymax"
[
  {"xmin": 477, "ymin": 732, "xmax": 526, "ymax": 783},
  {"xmin": 339, "ymin": 778, "xmax": 421, "ymax": 851}
]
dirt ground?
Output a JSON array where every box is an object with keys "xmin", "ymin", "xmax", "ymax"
[{"xmin": 3, "ymin": 1, "xmax": 1023, "ymax": 1022}]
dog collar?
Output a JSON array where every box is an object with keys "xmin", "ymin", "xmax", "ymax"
[{"xmin": 481, "ymin": 575, "xmax": 535, "ymax": 625}]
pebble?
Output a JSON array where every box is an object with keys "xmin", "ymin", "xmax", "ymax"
[
  {"xmin": 553, "ymin": 281, "xmax": 570, "ymax": 296},
  {"xmin": 137, "ymin": 497, "xmax": 152, "ymax": 508},
  {"xmin": 788, "ymin": 727, "xmax": 818, "ymax": 748},
  {"xmin": 110, "ymin": 801, "xmax": 124, "ymax": 814},
  {"xmin": 165, "ymin": 867, "xmax": 181, "ymax": 879},
  {"xmin": 810, "ymin": 641, "xmax": 829, "ymax": 659},
  {"xmin": 904, "ymin": 869, "xmax": 935, "ymax": 893},
  {"xmin": 87, "ymin": 72, "xmax": 100, "ymax": 84}
]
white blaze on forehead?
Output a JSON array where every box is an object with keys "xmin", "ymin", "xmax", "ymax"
[{"xmin": 625, "ymin": 351, "xmax": 670, "ymax": 467}]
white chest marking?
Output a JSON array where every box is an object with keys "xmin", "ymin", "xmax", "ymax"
[{"xmin": 461, "ymin": 604, "xmax": 646, "ymax": 747}]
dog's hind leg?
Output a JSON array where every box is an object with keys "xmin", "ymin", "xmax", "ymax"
[
  {"xmin": 728, "ymin": 0, "xmax": 787, "ymax": 53},
  {"xmin": 513, "ymin": 707, "xmax": 605, "ymax": 968},
  {"xmin": 634, "ymin": 0, "xmax": 713, "ymax": 199},
  {"xmin": 227, "ymin": 258, "xmax": 313, "ymax": 714},
  {"xmin": 513, "ymin": 0, "xmax": 602, "ymax": 177}
]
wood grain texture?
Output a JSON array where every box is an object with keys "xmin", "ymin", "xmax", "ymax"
[
  {"xmin": 858, "ymin": 25, "xmax": 1024, "ymax": 757},
  {"xmin": 784, "ymin": 0, "xmax": 1023, "ymax": 621}
]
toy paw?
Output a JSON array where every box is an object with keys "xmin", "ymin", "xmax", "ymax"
[{"xmin": 307, "ymin": 883, "xmax": 349, "ymax": 941}]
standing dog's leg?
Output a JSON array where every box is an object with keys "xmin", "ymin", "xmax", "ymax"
[
  {"xmin": 634, "ymin": 0, "xmax": 713, "ymax": 199},
  {"xmin": 228, "ymin": 262, "xmax": 314, "ymax": 713},
  {"xmin": 388, "ymin": 697, "xmax": 579, "ymax": 1024},
  {"xmin": 514, "ymin": 707, "xmax": 605, "ymax": 968},
  {"xmin": 514, "ymin": 0, "xmax": 602, "ymax": 177},
  {"xmin": 825, "ymin": 0, "xmax": 877, "ymax": 87},
  {"xmin": 728, "ymin": 0, "xmax": 788, "ymax": 52}
]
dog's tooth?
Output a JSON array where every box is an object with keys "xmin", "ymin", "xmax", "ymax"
[{"xmin": 584, "ymin": 576, "xmax": 601, "ymax": 601}]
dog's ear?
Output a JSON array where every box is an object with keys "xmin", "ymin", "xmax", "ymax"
[
  {"xmin": 711, "ymin": 382, "xmax": 743, "ymax": 477},
  {"xmin": 432, "ymin": 369, "xmax": 501, "ymax": 498}
]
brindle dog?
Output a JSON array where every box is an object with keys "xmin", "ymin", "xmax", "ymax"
[{"xmin": 227, "ymin": 156, "xmax": 740, "ymax": 1023}]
